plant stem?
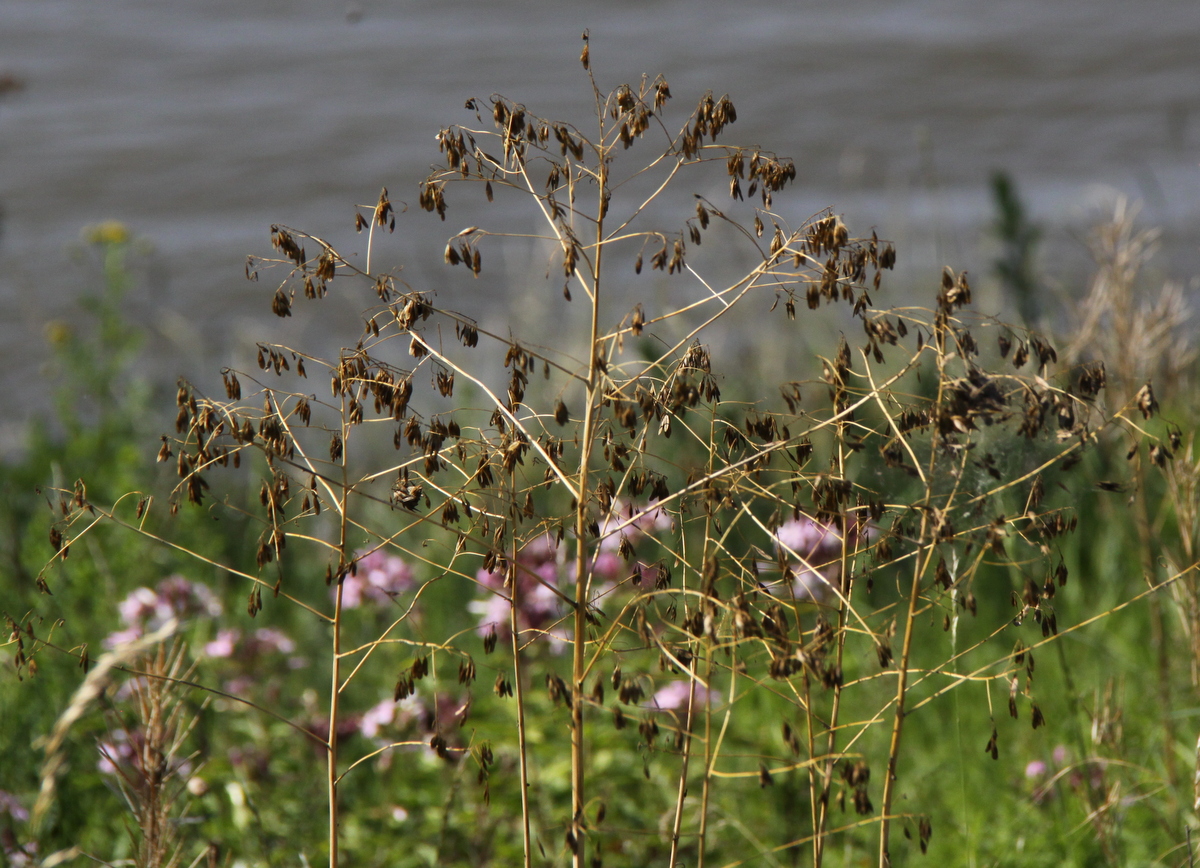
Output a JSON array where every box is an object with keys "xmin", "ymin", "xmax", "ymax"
[
  {"xmin": 667, "ymin": 660, "xmax": 700, "ymax": 868},
  {"xmin": 695, "ymin": 421, "xmax": 720, "ymax": 868},
  {"xmin": 569, "ymin": 155, "xmax": 606, "ymax": 868},
  {"xmin": 328, "ymin": 400, "xmax": 351, "ymax": 868},
  {"xmin": 804, "ymin": 673, "xmax": 820, "ymax": 868},
  {"xmin": 814, "ymin": 441, "xmax": 852, "ymax": 866},
  {"xmin": 878, "ymin": 507, "xmax": 932, "ymax": 867},
  {"xmin": 508, "ymin": 499, "xmax": 534, "ymax": 868},
  {"xmin": 328, "ymin": 578, "xmax": 343, "ymax": 868}
]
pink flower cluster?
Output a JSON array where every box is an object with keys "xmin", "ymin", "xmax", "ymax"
[
  {"xmin": 305, "ymin": 691, "xmax": 469, "ymax": 769},
  {"xmin": 201, "ymin": 626, "xmax": 306, "ymax": 697},
  {"xmin": 469, "ymin": 500, "xmax": 672, "ymax": 645},
  {"xmin": 357, "ymin": 692, "xmax": 467, "ymax": 743},
  {"xmin": 772, "ymin": 516, "xmax": 872, "ymax": 603},
  {"xmin": 596, "ymin": 499, "xmax": 673, "ymax": 585},
  {"xmin": 469, "ymin": 533, "xmax": 566, "ymax": 644},
  {"xmin": 334, "ymin": 548, "xmax": 415, "ymax": 608},
  {"xmin": 598, "ymin": 499, "xmax": 673, "ymax": 549},
  {"xmin": 104, "ymin": 575, "xmax": 222, "ymax": 648},
  {"xmin": 359, "ymin": 695, "xmax": 423, "ymax": 740},
  {"xmin": 648, "ymin": 679, "xmax": 721, "ymax": 714},
  {"xmin": 202, "ymin": 626, "xmax": 301, "ymax": 660}
]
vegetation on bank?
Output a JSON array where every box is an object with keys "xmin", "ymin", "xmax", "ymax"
[{"xmin": 3, "ymin": 40, "xmax": 1198, "ymax": 868}]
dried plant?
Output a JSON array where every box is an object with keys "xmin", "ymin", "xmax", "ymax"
[
  {"xmin": 34, "ymin": 38, "xmax": 1192, "ymax": 868},
  {"xmin": 31, "ymin": 620, "xmax": 182, "ymax": 834},
  {"xmin": 1066, "ymin": 197, "xmax": 1195, "ymax": 398},
  {"xmin": 97, "ymin": 642, "xmax": 203, "ymax": 868},
  {"xmin": 28, "ymin": 620, "xmax": 210, "ymax": 868},
  {"xmin": 1064, "ymin": 197, "xmax": 1197, "ymax": 800}
]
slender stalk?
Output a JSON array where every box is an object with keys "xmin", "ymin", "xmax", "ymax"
[
  {"xmin": 509, "ymin": 553, "xmax": 534, "ymax": 868},
  {"xmin": 569, "ymin": 147, "xmax": 607, "ymax": 868},
  {"xmin": 695, "ymin": 416, "xmax": 720, "ymax": 868},
  {"xmin": 879, "ymin": 310, "xmax": 955, "ymax": 866},
  {"xmin": 877, "ymin": 517, "xmax": 930, "ymax": 868},
  {"xmin": 327, "ymin": 392, "xmax": 352, "ymax": 868},
  {"xmin": 699, "ymin": 654, "xmax": 735, "ymax": 868},
  {"xmin": 696, "ymin": 653, "xmax": 710, "ymax": 868},
  {"xmin": 667, "ymin": 660, "xmax": 700, "ymax": 868},
  {"xmin": 804, "ymin": 673, "xmax": 820, "ymax": 868},
  {"xmin": 328, "ymin": 577, "xmax": 344, "ymax": 868},
  {"xmin": 503, "ymin": 467, "xmax": 533, "ymax": 868},
  {"xmin": 814, "ymin": 440, "xmax": 852, "ymax": 867}
]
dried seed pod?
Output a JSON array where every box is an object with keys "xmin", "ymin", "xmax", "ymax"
[
  {"xmin": 853, "ymin": 787, "xmax": 873, "ymax": 816},
  {"xmin": 759, "ymin": 763, "xmax": 774, "ymax": 788},
  {"xmin": 984, "ymin": 726, "xmax": 999, "ymax": 760},
  {"xmin": 630, "ymin": 303, "xmax": 646, "ymax": 336},
  {"xmin": 456, "ymin": 321, "xmax": 479, "ymax": 348},
  {"xmin": 494, "ymin": 672, "xmax": 512, "ymax": 698},
  {"xmin": 1136, "ymin": 382, "xmax": 1159, "ymax": 418},
  {"xmin": 374, "ymin": 187, "xmax": 394, "ymax": 229},
  {"xmin": 271, "ymin": 287, "xmax": 292, "ymax": 317},
  {"xmin": 1031, "ymin": 703, "xmax": 1046, "ymax": 729}
]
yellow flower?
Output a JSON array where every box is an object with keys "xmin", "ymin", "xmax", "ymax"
[
  {"xmin": 83, "ymin": 220, "xmax": 131, "ymax": 246},
  {"xmin": 44, "ymin": 320, "xmax": 73, "ymax": 347}
]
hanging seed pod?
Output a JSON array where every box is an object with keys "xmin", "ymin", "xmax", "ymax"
[
  {"xmin": 271, "ymin": 288, "xmax": 292, "ymax": 318},
  {"xmin": 1136, "ymin": 382, "xmax": 1159, "ymax": 418},
  {"xmin": 494, "ymin": 672, "xmax": 512, "ymax": 698}
]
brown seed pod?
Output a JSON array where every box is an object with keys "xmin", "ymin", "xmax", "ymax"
[{"xmin": 1136, "ymin": 382, "xmax": 1159, "ymax": 418}]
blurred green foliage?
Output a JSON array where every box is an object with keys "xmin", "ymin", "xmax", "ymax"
[
  {"xmin": 2, "ymin": 184, "xmax": 1197, "ymax": 868},
  {"xmin": 991, "ymin": 171, "xmax": 1043, "ymax": 328}
]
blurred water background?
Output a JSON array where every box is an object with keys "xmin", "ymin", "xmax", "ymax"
[{"xmin": 2, "ymin": 0, "xmax": 1199, "ymax": 456}]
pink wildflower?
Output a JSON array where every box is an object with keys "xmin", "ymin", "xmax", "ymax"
[
  {"xmin": 470, "ymin": 535, "xmax": 566, "ymax": 642},
  {"xmin": 772, "ymin": 516, "xmax": 872, "ymax": 602},
  {"xmin": 105, "ymin": 575, "xmax": 223, "ymax": 648},
  {"xmin": 649, "ymin": 680, "xmax": 720, "ymax": 714},
  {"xmin": 337, "ymin": 548, "xmax": 415, "ymax": 608},
  {"xmin": 203, "ymin": 628, "xmax": 239, "ymax": 658}
]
